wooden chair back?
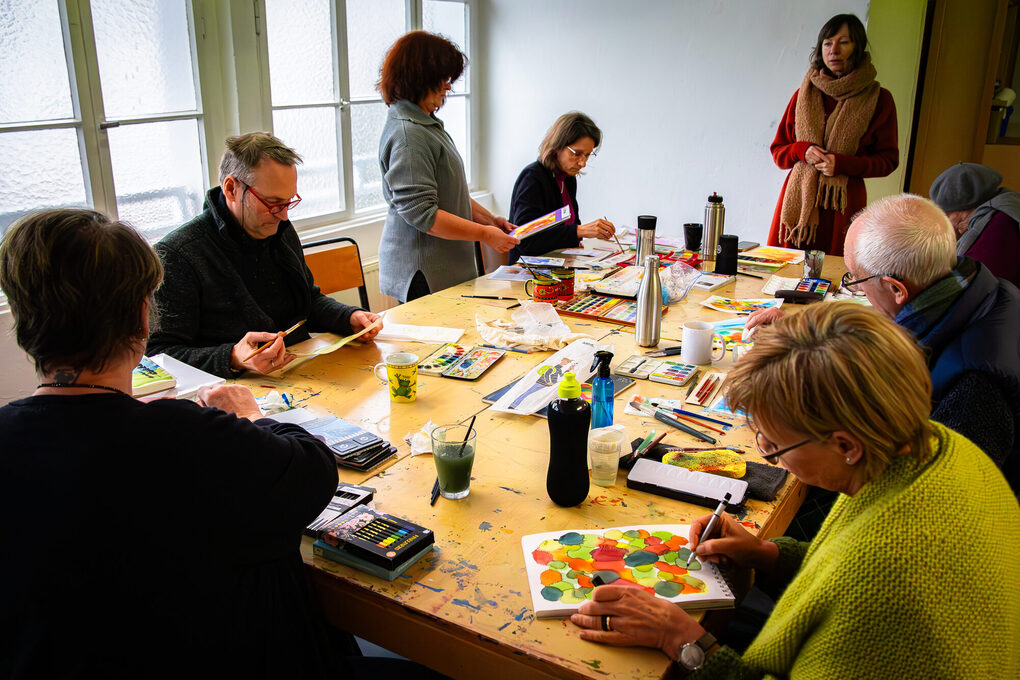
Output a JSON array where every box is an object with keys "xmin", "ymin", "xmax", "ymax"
[{"xmin": 302, "ymin": 237, "xmax": 371, "ymax": 310}]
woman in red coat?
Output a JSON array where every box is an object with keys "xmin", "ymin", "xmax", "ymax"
[{"xmin": 768, "ymin": 14, "xmax": 898, "ymax": 256}]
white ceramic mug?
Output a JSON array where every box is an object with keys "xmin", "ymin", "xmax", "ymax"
[{"xmin": 680, "ymin": 321, "xmax": 726, "ymax": 365}]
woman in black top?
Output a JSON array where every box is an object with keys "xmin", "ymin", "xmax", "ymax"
[
  {"xmin": 507, "ymin": 112, "xmax": 616, "ymax": 264},
  {"xmin": 0, "ymin": 209, "xmax": 443, "ymax": 679}
]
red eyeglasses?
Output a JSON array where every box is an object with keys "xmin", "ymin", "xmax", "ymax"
[{"xmin": 243, "ymin": 183, "xmax": 301, "ymax": 216}]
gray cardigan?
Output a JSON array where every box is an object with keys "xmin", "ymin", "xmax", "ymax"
[{"xmin": 378, "ymin": 99, "xmax": 479, "ymax": 300}]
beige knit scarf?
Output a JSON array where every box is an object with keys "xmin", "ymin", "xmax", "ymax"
[{"xmin": 780, "ymin": 53, "xmax": 880, "ymax": 247}]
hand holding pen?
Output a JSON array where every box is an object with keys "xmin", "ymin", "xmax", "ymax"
[{"xmin": 688, "ymin": 501, "xmax": 780, "ymax": 572}]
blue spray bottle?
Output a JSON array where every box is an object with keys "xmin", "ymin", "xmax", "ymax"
[{"xmin": 590, "ymin": 350, "xmax": 614, "ymax": 429}]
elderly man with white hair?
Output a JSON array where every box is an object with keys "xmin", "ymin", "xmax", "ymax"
[{"xmin": 748, "ymin": 193, "xmax": 1019, "ymax": 489}]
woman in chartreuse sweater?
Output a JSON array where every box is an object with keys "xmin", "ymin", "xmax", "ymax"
[{"xmin": 572, "ymin": 303, "xmax": 1020, "ymax": 678}]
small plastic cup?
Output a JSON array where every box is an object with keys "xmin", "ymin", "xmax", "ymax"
[
  {"xmin": 431, "ymin": 424, "xmax": 477, "ymax": 499},
  {"xmin": 589, "ymin": 427, "xmax": 624, "ymax": 487}
]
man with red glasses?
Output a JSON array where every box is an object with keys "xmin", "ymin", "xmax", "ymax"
[{"xmin": 148, "ymin": 132, "xmax": 381, "ymax": 377}]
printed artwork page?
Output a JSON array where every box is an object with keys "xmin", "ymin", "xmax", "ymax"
[{"xmin": 521, "ymin": 524, "xmax": 734, "ymax": 618}]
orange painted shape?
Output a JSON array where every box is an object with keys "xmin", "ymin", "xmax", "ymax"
[{"xmin": 540, "ymin": 569, "xmax": 562, "ymax": 586}]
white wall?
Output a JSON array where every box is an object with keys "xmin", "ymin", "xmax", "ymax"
[{"xmin": 476, "ymin": 0, "xmax": 869, "ymax": 244}]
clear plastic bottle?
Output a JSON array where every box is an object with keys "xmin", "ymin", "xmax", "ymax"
[
  {"xmin": 590, "ymin": 351, "xmax": 614, "ymax": 429},
  {"xmin": 546, "ymin": 371, "xmax": 591, "ymax": 506}
]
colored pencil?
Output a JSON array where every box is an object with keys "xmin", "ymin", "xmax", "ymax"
[
  {"xmin": 243, "ymin": 320, "xmax": 305, "ymax": 361},
  {"xmin": 634, "ymin": 432, "xmax": 668, "ymax": 459},
  {"xmin": 668, "ymin": 407, "xmax": 731, "ymax": 428},
  {"xmin": 672, "ymin": 412, "xmax": 726, "ymax": 434},
  {"xmin": 429, "ymin": 477, "xmax": 440, "ymax": 506}
]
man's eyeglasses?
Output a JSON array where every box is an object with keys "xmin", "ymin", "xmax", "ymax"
[
  {"xmin": 243, "ymin": 183, "xmax": 301, "ymax": 216},
  {"xmin": 565, "ymin": 145, "xmax": 596, "ymax": 161},
  {"xmin": 750, "ymin": 426, "xmax": 813, "ymax": 465},
  {"xmin": 839, "ymin": 271, "xmax": 897, "ymax": 295}
]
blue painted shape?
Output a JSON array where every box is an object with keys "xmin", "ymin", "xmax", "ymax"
[{"xmin": 478, "ymin": 521, "xmax": 493, "ymax": 531}]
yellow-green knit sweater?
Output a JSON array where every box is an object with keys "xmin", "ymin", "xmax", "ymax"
[{"xmin": 695, "ymin": 422, "xmax": 1020, "ymax": 679}]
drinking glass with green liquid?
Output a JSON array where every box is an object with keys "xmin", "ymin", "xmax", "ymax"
[{"xmin": 431, "ymin": 424, "xmax": 477, "ymax": 500}]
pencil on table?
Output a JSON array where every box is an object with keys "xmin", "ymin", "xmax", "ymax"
[{"xmin": 243, "ymin": 320, "xmax": 305, "ymax": 362}]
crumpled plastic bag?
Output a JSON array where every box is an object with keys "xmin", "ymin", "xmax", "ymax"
[
  {"xmin": 661, "ymin": 261, "xmax": 701, "ymax": 303},
  {"xmin": 476, "ymin": 302, "xmax": 592, "ymax": 350},
  {"xmin": 404, "ymin": 419, "xmax": 439, "ymax": 455}
]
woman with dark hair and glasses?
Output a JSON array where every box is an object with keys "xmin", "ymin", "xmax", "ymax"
[
  {"xmin": 570, "ymin": 302, "xmax": 1019, "ymax": 678},
  {"xmin": 767, "ymin": 13, "xmax": 898, "ymax": 255},
  {"xmin": 506, "ymin": 111, "xmax": 616, "ymax": 264},
  {"xmin": 377, "ymin": 31, "xmax": 518, "ymax": 303}
]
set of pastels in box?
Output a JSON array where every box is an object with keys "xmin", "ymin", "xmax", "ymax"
[
  {"xmin": 319, "ymin": 506, "xmax": 434, "ymax": 571},
  {"xmin": 417, "ymin": 344, "xmax": 505, "ymax": 380},
  {"xmin": 687, "ymin": 371, "xmax": 725, "ymax": 406},
  {"xmin": 554, "ymin": 292, "xmax": 667, "ymax": 326},
  {"xmin": 796, "ymin": 278, "xmax": 831, "ymax": 295},
  {"xmin": 615, "ymin": 354, "xmax": 697, "ymax": 386}
]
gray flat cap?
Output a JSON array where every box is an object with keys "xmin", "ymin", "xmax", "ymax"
[{"xmin": 930, "ymin": 162, "xmax": 1003, "ymax": 212}]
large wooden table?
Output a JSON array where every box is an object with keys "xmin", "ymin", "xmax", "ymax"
[{"xmin": 239, "ymin": 251, "xmax": 848, "ymax": 679}]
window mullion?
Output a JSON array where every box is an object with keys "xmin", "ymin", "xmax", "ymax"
[
  {"xmin": 335, "ymin": 0, "xmax": 355, "ymax": 218},
  {"xmin": 64, "ymin": 0, "xmax": 116, "ymax": 217},
  {"xmin": 408, "ymin": 0, "xmax": 420, "ymax": 30}
]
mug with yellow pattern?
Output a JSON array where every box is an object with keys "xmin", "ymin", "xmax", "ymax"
[{"xmin": 373, "ymin": 352, "xmax": 419, "ymax": 402}]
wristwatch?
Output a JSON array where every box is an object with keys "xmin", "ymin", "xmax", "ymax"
[{"xmin": 677, "ymin": 631, "xmax": 718, "ymax": 672}]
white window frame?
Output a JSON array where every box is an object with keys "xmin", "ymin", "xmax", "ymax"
[{"xmin": 251, "ymin": 0, "xmax": 475, "ymax": 234}]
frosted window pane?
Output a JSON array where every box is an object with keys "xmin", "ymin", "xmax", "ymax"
[
  {"xmin": 273, "ymin": 107, "xmax": 343, "ymax": 217},
  {"xmin": 265, "ymin": 0, "xmax": 335, "ymax": 106},
  {"xmin": 107, "ymin": 120, "xmax": 205, "ymax": 241},
  {"xmin": 91, "ymin": 0, "xmax": 198, "ymax": 118},
  {"xmin": 0, "ymin": 0, "xmax": 73, "ymax": 123},
  {"xmin": 424, "ymin": 0, "xmax": 468, "ymax": 94},
  {"xmin": 350, "ymin": 102, "xmax": 388, "ymax": 212},
  {"xmin": 0, "ymin": 129, "xmax": 87, "ymax": 236},
  {"xmin": 439, "ymin": 95, "xmax": 469, "ymax": 181},
  {"xmin": 346, "ymin": 0, "xmax": 404, "ymax": 100}
]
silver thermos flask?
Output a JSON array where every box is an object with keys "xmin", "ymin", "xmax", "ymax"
[
  {"xmin": 635, "ymin": 255, "xmax": 662, "ymax": 347},
  {"xmin": 636, "ymin": 215, "xmax": 657, "ymax": 264},
  {"xmin": 701, "ymin": 193, "xmax": 725, "ymax": 260}
]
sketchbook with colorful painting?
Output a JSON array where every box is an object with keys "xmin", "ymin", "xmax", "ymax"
[{"xmin": 521, "ymin": 524, "xmax": 734, "ymax": 618}]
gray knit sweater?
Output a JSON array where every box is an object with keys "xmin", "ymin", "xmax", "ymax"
[{"xmin": 378, "ymin": 99, "xmax": 478, "ymax": 300}]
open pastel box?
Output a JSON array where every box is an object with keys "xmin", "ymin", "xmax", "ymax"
[{"xmin": 686, "ymin": 371, "xmax": 726, "ymax": 407}]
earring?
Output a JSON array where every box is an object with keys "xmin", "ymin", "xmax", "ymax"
[{"xmin": 845, "ymin": 457, "xmax": 852, "ymax": 464}]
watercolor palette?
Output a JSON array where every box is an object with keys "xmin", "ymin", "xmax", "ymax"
[
  {"xmin": 615, "ymin": 354, "xmax": 664, "ymax": 379},
  {"xmin": 796, "ymin": 278, "xmax": 831, "ymax": 295},
  {"xmin": 554, "ymin": 292, "xmax": 667, "ymax": 326},
  {"xmin": 442, "ymin": 347, "xmax": 505, "ymax": 380},
  {"xmin": 418, "ymin": 343, "xmax": 472, "ymax": 375},
  {"xmin": 648, "ymin": 360, "xmax": 698, "ymax": 387}
]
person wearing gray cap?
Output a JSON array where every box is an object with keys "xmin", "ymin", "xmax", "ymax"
[{"xmin": 930, "ymin": 162, "xmax": 1020, "ymax": 287}]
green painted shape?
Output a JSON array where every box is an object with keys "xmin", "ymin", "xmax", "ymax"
[
  {"xmin": 676, "ymin": 547, "xmax": 693, "ymax": 562},
  {"xmin": 593, "ymin": 570, "xmax": 620, "ymax": 584},
  {"xmin": 654, "ymin": 581, "xmax": 682, "ymax": 597},
  {"xmin": 566, "ymin": 569, "xmax": 581, "ymax": 580},
  {"xmin": 622, "ymin": 530, "xmax": 642, "ymax": 539},
  {"xmin": 560, "ymin": 589, "xmax": 587, "ymax": 604},
  {"xmin": 566, "ymin": 546, "xmax": 593, "ymax": 560},
  {"xmin": 551, "ymin": 581, "xmax": 573, "ymax": 592},
  {"xmin": 633, "ymin": 563, "xmax": 654, "ymax": 573},
  {"xmin": 661, "ymin": 551, "xmax": 677, "ymax": 564},
  {"xmin": 651, "ymin": 531, "xmax": 674, "ymax": 541},
  {"xmin": 681, "ymin": 574, "xmax": 707, "ymax": 589},
  {"xmin": 559, "ymin": 531, "xmax": 584, "ymax": 545},
  {"xmin": 538, "ymin": 539, "xmax": 562, "ymax": 552},
  {"xmin": 635, "ymin": 575, "xmax": 659, "ymax": 587},
  {"xmin": 623, "ymin": 550, "xmax": 658, "ymax": 567},
  {"xmin": 582, "ymin": 533, "xmax": 599, "ymax": 546},
  {"xmin": 627, "ymin": 539, "xmax": 646, "ymax": 549},
  {"xmin": 540, "ymin": 585, "xmax": 564, "ymax": 602},
  {"xmin": 548, "ymin": 560, "xmax": 567, "ymax": 570}
]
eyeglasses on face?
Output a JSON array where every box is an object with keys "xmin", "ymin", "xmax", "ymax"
[
  {"xmin": 839, "ymin": 270, "xmax": 898, "ymax": 294},
  {"xmin": 242, "ymin": 183, "xmax": 301, "ymax": 216},
  {"xmin": 565, "ymin": 145, "xmax": 596, "ymax": 161},
  {"xmin": 750, "ymin": 426, "xmax": 813, "ymax": 465}
]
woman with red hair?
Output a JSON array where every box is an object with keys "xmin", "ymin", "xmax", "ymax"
[{"xmin": 377, "ymin": 31, "xmax": 518, "ymax": 302}]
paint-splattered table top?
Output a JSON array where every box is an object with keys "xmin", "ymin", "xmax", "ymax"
[{"xmin": 282, "ymin": 262, "xmax": 818, "ymax": 679}]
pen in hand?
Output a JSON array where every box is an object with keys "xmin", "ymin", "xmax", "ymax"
[{"xmin": 687, "ymin": 492, "xmax": 732, "ymax": 567}]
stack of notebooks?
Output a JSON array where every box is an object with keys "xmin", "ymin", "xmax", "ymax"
[
  {"xmin": 299, "ymin": 414, "xmax": 398, "ymax": 471},
  {"xmin": 312, "ymin": 506, "xmax": 435, "ymax": 580}
]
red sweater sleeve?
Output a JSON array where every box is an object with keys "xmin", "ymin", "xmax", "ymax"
[
  {"xmin": 832, "ymin": 88, "xmax": 899, "ymax": 179},
  {"xmin": 771, "ymin": 90, "xmax": 813, "ymax": 169}
]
